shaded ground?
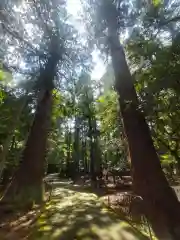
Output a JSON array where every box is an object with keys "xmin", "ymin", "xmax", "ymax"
[
  {"xmin": 0, "ymin": 205, "xmax": 42, "ymax": 239},
  {"xmin": 0, "ymin": 179, "xmax": 150, "ymax": 240}
]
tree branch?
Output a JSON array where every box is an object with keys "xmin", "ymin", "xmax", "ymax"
[
  {"xmin": 2, "ymin": 22, "xmax": 45, "ymax": 57},
  {"xmin": 160, "ymin": 16, "xmax": 180, "ymax": 26},
  {"xmin": 32, "ymin": 0, "xmax": 52, "ymax": 38}
]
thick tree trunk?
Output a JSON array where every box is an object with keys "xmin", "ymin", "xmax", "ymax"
[
  {"xmin": 107, "ymin": 21, "xmax": 180, "ymax": 239},
  {"xmin": 1, "ymin": 45, "xmax": 60, "ymax": 205},
  {"xmin": 3, "ymin": 90, "xmax": 52, "ymax": 204}
]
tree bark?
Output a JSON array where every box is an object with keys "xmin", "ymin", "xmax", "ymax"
[
  {"xmin": 2, "ymin": 52, "xmax": 59, "ymax": 204},
  {"xmin": 107, "ymin": 16, "xmax": 180, "ymax": 240},
  {"xmin": 93, "ymin": 119, "xmax": 102, "ymax": 178},
  {"xmin": 82, "ymin": 139, "xmax": 88, "ymax": 173},
  {"xmin": 66, "ymin": 130, "xmax": 72, "ymax": 178},
  {"xmin": 88, "ymin": 117, "xmax": 96, "ymax": 182},
  {"xmin": 6, "ymin": 36, "xmax": 62, "ymax": 203},
  {"xmin": 3, "ymin": 90, "xmax": 52, "ymax": 204},
  {"xmin": 72, "ymin": 116, "xmax": 80, "ymax": 180}
]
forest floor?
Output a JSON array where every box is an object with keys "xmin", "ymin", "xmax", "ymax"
[{"xmin": 0, "ymin": 177, "xmax": 150, "ymax": 240}]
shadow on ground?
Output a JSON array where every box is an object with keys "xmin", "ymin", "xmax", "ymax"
[{"xmin": 29, "ymin": 181, "xmax": 149, "ymax": 240}]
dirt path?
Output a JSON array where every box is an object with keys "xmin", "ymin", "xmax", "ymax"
[{"xmin": 27, "ymin": 181, "xmax": 149, "ymax": 240}]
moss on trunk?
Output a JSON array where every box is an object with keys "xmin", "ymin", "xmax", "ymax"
[{"xmin": 13, "ymin": 183, "xmax": 45, "ymax": 207}]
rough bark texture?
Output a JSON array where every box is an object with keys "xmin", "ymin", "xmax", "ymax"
[
  {"xmin": 66, "ymin": 131, "xmax": 72, "ymax": 178},
  {"xmin": 94, "ymin": 119, "xmax": 102, "ymax": 178},
  {"xmin": 107, "ymin": 18, "xmax": 180, "ymax": 240},
  {"xmin": 2, "ymin": 51, "xmax": 59, "ymax": 205},
  {"xmin": 3, "ymin": 90, "xmax": 52, "ymax": 204},
  {"xmin": 90, "ymin": 139, "xmax": 95, "ymax": 181},
  {"xmin": 82, "ymin": 139, "xmax": 88, "ymax": 173},
  {"xmin": 72, "ymin": 117, "xmax": 80, "ymax": 180}
]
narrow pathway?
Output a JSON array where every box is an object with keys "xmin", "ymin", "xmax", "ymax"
[{"xmin": 29, "ymin": 181, "xmax": 149, "ymax": 240}]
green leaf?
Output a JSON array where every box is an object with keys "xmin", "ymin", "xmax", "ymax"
[
  {"xmin": 97, "ymin": 96, "xmax": 105, "ymax": 103},
  {"xmin": 0, "ymin": 70, "xmax": 5, "ymax": 81},
  {"xmin": 0, "ymin": 69, "xmax": 12, "ymax": 84},
  {"xmin": 152, "ymin": 0, "xmax": 162, "ymax": 7}
]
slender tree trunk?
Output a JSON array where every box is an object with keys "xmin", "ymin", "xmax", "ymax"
[
  {"xmin": 73, "ymin": 117, "xmax": 80, "ymax": 180},
  {"xmin": 10, "ymin": 135, "xmax": 16, "ymax": 152},
  {"xmin": 93, "ymin": 119, "xmax": 102, "ymax": 178},
  {"xmin": 96, "ymin": 140, "xmax": 102, "ymax": 176},
  {"xmin": 107, "ymin": 14, "xmax": 180, "ymax": 239},
  {"xmin": 66, "ymin": 131, "xmax": 72, "ymax": 178},
  {"xmin": 104, "ymin": 150, "xmax": 107, "ymax": 165},
  {"xmin": 82, "ymin": 139, "xmax": 88, "ymax": 173},
  {"xmin": 88, "ymin": 117, "xmax": 96, "ymax": 182},
  {"xmin": 1, "ymin": 136, "xmax": 17, "ymax": 186},
  {"xmin": 90, "ymin": 139, "xmax": 95, "ymax": 181},
  {"xmin": 0, "ymin": 98, "xmax": 26, "ymax": 178}
]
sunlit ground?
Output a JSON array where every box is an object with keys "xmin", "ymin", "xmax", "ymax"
[{"xmin": 29, "ymin": 182, "xmax": 149, "ymax": 240}]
